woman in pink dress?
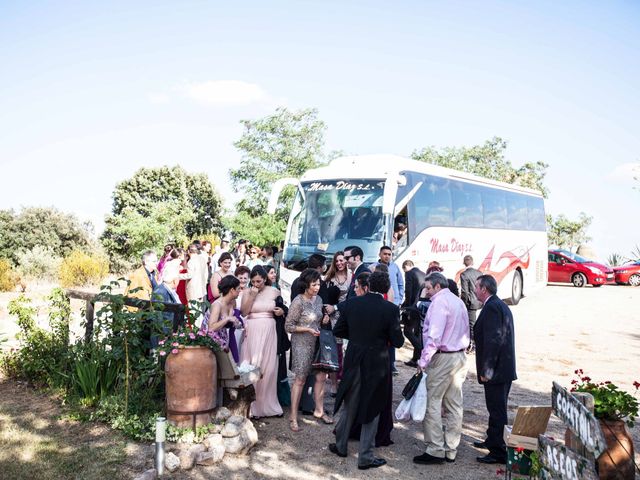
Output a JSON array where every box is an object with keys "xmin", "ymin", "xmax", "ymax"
[{"xmin": 240, "ymin": 265, "xmax": 284, "ymax": 418}]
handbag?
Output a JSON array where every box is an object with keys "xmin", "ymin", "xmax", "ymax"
[
  {"xmin": 311, "ymin": 329, "xmax": 340, "ymax": 372},
  {"xmin": 402, "ymin": 371, "xmax": 423, "ymax": 400}
]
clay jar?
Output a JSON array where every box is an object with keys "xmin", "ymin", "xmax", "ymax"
[
  {"xmin": 597, "ymin": 419, "xmax": 635, "ymax": 480},
  {"xmin": 165, "ymin": 346, "xmax": 217, "ymax": 428}
]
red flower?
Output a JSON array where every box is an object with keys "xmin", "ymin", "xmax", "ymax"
[
  {"xmin": 496, "ymin": 468, "xmax": 506, "ymax": 475},
  {"xmin": 581, "ymin": 376, "xmax": 591, "ymax": 382},
  {"xmin": 633, "ymin": 381, "xmax": 640, "ymax": 390},
  {"xmin": 516, "ymin": 446, "xmax": 524, "ymax": 453}
]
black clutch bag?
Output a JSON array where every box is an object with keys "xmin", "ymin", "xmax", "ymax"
[{"xmin": 402, "ymin": 371, "xmax": 423, "ymax": 400}]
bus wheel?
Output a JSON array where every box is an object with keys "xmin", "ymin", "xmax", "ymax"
[{"xmin": 510, "ymin": 271, "xmax": 523, "ymax": 305}]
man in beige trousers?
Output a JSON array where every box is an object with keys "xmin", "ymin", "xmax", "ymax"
[{"xmin": 413, "ymin": 272, "xmax": 470, "ymax": 466}]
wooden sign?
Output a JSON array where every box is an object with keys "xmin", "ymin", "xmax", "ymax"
[
  {"xmin": 551, "ymin": 382, "xmax": 606, "ymax": 457},
  {"xmin": 538, "ymin": 435, "xmax": 598, "ymax": 480}
]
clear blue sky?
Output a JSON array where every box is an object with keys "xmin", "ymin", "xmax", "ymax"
[{"xmin": 1, "ymin": 1, "xmax": 638, "ymax": 260}]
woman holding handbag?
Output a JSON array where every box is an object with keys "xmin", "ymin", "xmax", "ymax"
[{"xmin": 285, "ymin": 268, "xmax": 333, "ymax": 431}]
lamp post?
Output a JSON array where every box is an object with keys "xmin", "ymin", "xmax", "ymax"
[{"xmin": 155, "ymin": 416, "xmax": 166, "ymax": 475}]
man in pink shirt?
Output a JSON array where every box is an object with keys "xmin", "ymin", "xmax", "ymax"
[{"xmin": 413, "ymin": 272, "xmax": 470, "ymax": 466}]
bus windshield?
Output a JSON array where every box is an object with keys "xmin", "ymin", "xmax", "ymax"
[{"xmin": 284, "ymin": 179, "xmax": 386, "ymax": 267}]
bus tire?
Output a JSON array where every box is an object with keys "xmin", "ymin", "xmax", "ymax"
[{"xmin": 509, "ymin": 270, "xmax": 523, "ymax": 305}]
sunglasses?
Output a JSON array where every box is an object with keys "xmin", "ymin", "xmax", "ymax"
[{"xmin": 344, "ymin": 255, "xmax": 352, "ymax": 260}]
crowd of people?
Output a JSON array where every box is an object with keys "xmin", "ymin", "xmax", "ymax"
[{"xmin": 126, "ymin": 239, "xmax": 516, "ymax": 471}]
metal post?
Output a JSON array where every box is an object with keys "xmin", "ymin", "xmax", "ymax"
[{"xmin": 155, "ymin": 416, "xmax": 166, "ymax": 476}]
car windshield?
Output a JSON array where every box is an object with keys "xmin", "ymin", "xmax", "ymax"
[
  {"xmin": 556, "ymin": 249, "xmax": 591, "ymax": 263},
  {"xmin": 284, "ymin": 179, "xmax": 387, "ymax": 267}
]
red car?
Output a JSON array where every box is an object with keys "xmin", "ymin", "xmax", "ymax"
[
  {"xmin": 613, "ymin": 261, "xmax": 640, "ymax": 286},
  {"xmin": 548, "ymin": 250, "xmax": 613, "ymax": 287}
]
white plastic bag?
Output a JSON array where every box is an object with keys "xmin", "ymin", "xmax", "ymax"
[
  {"xmin": 410, "ymin": 374, "xmax": 428, "ymax": 422},
  {"xmin": 395, "ymin": 397, "xmax": 412, "ymax": 421}
]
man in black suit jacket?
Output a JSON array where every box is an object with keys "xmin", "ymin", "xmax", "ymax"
[
  {"xmin": 459, "ymin": 255, "xmax": 483, "ymax": 352},
  {"xmin": 344, "ymin": 245, "xmax": 369, "ymax": 299},
  {"xmin": 329, "ymin": 271, "xmax": 404, "ymax": 470},
  {"xmin": 473, "ymin": 274, "xmax": 517, "ymax": 465},
  {"xmin": 401, "ymin": 260, "xmax": 425, "ymax": 366}
]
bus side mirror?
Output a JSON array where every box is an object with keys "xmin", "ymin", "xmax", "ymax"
[{"xmin": 268, "ymin": 178, "xmax": 303, "ymax": 214}]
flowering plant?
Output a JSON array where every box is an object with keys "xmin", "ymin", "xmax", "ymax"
[
  {"xmin": 571, "ymin": 369, "xmax": 640, "ymax": 427},
  {"xmin": 156, "ymin": 323, "xmax": 221, "ymax": 358}
]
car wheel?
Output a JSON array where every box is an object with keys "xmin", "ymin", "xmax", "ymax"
[
  {"xmin": 629, "ymin": 274, "xmax": 640, "ymax": 287},
  {"xmin": 510, "ymin": 270, "xmax": 523, "ymax": 305},
  {"xmin": 572, "ymin": 272, "xmax": 587, "ymax": 288}
]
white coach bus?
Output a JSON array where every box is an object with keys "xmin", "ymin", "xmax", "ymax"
[{"xmin": 268, "ymin": 155, "xmax": 547, "ymax": 305}]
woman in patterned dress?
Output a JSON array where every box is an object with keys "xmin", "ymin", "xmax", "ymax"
[{"xmin": 285, "ymin": 268, "xmax": 333, "ymax": 432}]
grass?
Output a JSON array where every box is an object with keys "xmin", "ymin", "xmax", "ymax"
[{"xmin": 0, "ymin": 378, "xmax": 138, "ymax": 480}]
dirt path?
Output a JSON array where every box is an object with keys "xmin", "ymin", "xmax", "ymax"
[{"xmin": 1, "ymin": 284, "xmax": 638, "ymax": 479}]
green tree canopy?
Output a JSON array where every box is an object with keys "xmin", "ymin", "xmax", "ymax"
[
  {"xmin": 101, "ymin": 166, "xmax": 222, "ymax": 271},
  {"xmin": 227, "ymin": 107, "xmax": 327, "ymax": 243},
  {"xmin": 0, "ymin": 207, "xmax": 93, "ymax": 265},
  {"xmin": 547, "ymin": 212, "xmax": 593, "ymax": 252},
  {"xmin": 411, "ymin": 137, "xmax": 549, "ymax": 197}
]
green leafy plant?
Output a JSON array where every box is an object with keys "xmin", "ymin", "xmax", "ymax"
[
  {"xmin": 58, "ymin": 250, "xmax": 109, "ymax": 287},
  {"xmin": 16, "ymin": 245, "xmax": 62, "ymax": 282},
  {"xmin": 165, "ymin": 423, "xmax": 218, "ymax": 444},
  {"xmin": 607, "ymin": 252, "xmax": 625, "ymax": 267},
  {"xmin": 571, "ymin": 369, "xmax": 640, "ymax": 427}
]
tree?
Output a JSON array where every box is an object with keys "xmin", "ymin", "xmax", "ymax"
[
  {"xmin": 101, "ymin": 166, "xmax": 222, "ymax": 271},
  {"xmin": 0, "ymin": 207, "xmax": 93, "ymax": 265},
  {"xmin": 228, "ymin": 107, "xmax": 327, "ymax": 242},
  {"xmin": 411, "ymin": 137, "xmax": 549, "ymax": 197},
  {"xmin": 546, "ymin": 212, "xmax": 593, "ymax": 252}
]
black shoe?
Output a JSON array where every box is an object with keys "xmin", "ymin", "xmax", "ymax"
[
  {"xmin": 476, "ymin": 454, "xmax": 506, "ymax": 464},
  {"xmin": 358, "ymin": 458, "xmax": 386, "ymax": 470},
  {"xmin": 413, "ymin": 453, "xmax": 445, "ymax": 465},
  {"xmin": 328, "ymin": 443, "xmax": 347, "ymax": 458},
  {"xmin": 445, "ymin": 457, "xmax": 455, "ymax": 463},
  {"xmin": 473, "ymin": 440, "xmax": 488, "ymax": 449},
  {"xmin": 404, "ymin": 360, "xmax": 418, "ymax": 367}
]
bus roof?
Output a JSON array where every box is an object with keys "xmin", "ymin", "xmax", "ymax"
[{"xmin": 301, "ymin": 154, "xmax": 543, "ymax": 197}]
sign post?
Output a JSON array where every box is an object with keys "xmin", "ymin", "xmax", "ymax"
[{"xmin": 536, "ymin": 382, "xmax": 605, "ymax": 479}]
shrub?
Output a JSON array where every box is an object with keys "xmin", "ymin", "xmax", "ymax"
[
  {"xmin": 0, "ymin": 290, "xmax": 71, "ymax": 388},
  {"xmin": 59, "ymin": 250, "xmax": 109, "ymax": 288},
  {"xmin": 16, "ymin": 246, "xmax": 62, "ymax": 281},
  {"xmin": 0, "ymin": 258, "xmax": 18, "ymax": 292}
]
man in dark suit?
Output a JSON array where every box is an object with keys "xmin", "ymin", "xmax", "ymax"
[
  {"xmin": 329, "ymin": 271, "xmax": 405, "ymax": 470},
  {"xmin": 459, "ymin": 255, "xmax": 483, "ymax": 353},
  {"xmin": 344, "ymin": 245, "xmax": 369, "ymax": 299},
  {"xmin": 401, "ymin": 260, "xmax": 425, "ymax": 367},
  {"xmin": 473, "ymin": 274, "xmax": 517, "ymax": 465}
]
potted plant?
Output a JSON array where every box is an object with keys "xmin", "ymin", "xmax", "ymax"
[
  {"xmin": 571, "ymin": 369, "xmax": 639, "ymax": 479},
  {"xmin": 160, "ymin": 324, "xmax": 222, "ymax": 428}
]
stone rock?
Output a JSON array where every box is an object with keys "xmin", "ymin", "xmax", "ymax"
[
  {"xmin": 221, "ymin": 421, "xmax": 242, "ymax": 438},
  {"xmin": 165, "ymin": 452, "xmax": 181, "ymax": 472},
  {"xmin": 226, "ymin": 414, "xmax": 245, "ymax": 426},
  {"xmin": 196, "ymin": 447, "xmax": 225, "ymax": 466},
  {"xmin": 203, "ymin": 433, "xmax": 224, "ymax": 450},
  {"xmin": 223, "ymin": 419, "xmax": 258, "ymax": 455},
  {"xmin": 189, "ymin": 444, "xmax": 206, "ymax": 455},
  {"xmin": 213, "ymin": 406, "xmax": 232, "ymax": 423},
  {"xmin": 133, "ymin": 469, "xmax": 156, "ymax": 480},
  {"xmin": 209, "ymin": 444, "xmax": 226, "ymax": 462},
  {"xmin": 179, "ymin": 450, "xmax": 196, "ymax": 470}
]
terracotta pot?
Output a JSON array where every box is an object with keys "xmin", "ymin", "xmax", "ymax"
[
  {"xmin": 165, "ymin": 346, "xmax": 217, "ymax": 428},
  {"xmin": 597, "ymin": 419, "xmax": 635, "ymax": 480}
]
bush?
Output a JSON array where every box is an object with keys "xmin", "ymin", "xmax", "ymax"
[
  {"xmin": 59, "ymin": 250, "xmax": 109, "ymax": 288},
  {"xmin": 16, "ymin": 246, "xmax": 62, "ymax": 281},
  {"xmin": 0, "ymin": 290, "xmax": 71, "ymax": 388},
  {"xmin": 0, "ymin": 258, "xmax": 18, "ymax": 292}
]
